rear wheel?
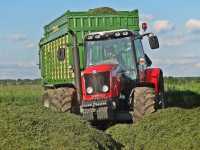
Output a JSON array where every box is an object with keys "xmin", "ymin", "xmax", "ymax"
[
  {"xmin": 42, "ymin": 87, "xmax": 79, "ymax": 113},
  {"xmin": 133, "ymin": 87, "xmax": 156, "ymax": 122}
]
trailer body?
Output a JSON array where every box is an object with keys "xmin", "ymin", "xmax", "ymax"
[{"xmin": 39, "ymin": 10, "xmax": 139, "ymax": 86}]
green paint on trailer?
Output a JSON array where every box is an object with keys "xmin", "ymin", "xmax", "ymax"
[{"xmin": 39, "ymin": 9, "xmax": 140, "ymax": 86}]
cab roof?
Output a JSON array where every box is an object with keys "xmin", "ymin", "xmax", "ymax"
[
  {"xmin": 86, "ymin": 29, "xmax": 131, "ymax": 36},
  {"xmin": 85, "ymin": 29, "xmax": 136, "ymax": 41}
]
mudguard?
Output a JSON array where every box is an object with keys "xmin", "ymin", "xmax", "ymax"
[{"xmin": 145, "ymin": 68, "xmax": 163, "ymax": 95}]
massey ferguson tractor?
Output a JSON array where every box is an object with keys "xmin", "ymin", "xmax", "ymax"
[{"xmin": 39, "ymin": 8, "xmax": 165, "ymax": 122}]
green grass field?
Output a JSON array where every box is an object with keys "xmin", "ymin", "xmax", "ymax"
[
  {"xmin": 0, "ymin": 85, "xmax": 120, "ymax": 150},
  {"xmin": 165, "ymin": 78, "xmax": 200, "ymax": 108},
  {"xmin": 107, "ymin": 78, "xmax": 200, "ymax": 150},
  {"xmin": 0, "ymin": 78, "xmax": 200, "ymax": 149}
]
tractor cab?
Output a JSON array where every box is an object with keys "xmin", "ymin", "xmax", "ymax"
[
  {"xmin": 85, "ymin": 29, "xmax": 138, "ymax": 80},
  {"xmin": 80, "ymin": 29, "xmax": 161, "ymax": 121}
]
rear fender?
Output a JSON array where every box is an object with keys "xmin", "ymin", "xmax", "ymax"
[{"xmin": 145, "ymin": 68, "xmax": 163, "ymax": 95}]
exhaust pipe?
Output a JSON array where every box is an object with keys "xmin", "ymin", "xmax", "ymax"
[{"xmin": 68, "ymin": 29, "xmax": 82, "ymax": 105}]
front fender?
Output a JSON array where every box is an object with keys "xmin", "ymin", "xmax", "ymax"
[{"xmin": 145, "ymin": 68, "xmax": 163, "ymax": 95}]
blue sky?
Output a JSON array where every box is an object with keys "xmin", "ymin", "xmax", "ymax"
[{"xmin": 0, "ymin": 0, "xmax": 200, "ymax": 79}]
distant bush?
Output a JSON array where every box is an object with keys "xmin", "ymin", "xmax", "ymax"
[
  {"xmin": 164, "ymin": 77, "xmax": 200, "ymax": 108},
  {"xmin": 0, "ymin": 79, "xmax": 41, "ymax": 85}
]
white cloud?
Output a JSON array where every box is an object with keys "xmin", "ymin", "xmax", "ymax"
[
  {"xmin": 140, "ymin": 14, "xmax": 155, "ymax": 22},
  {"xmin": 151, "ymin": 56, "xmax": 200, "ymax": 77},
  {"xmin": 153, "ymin": 20, "xmax": 175, "ymax": 33},
  {"xmin": 0, "ymin": 61, "xmax": 37, "ymax": 68},
  {"xmin": 153, "ymin": 57, "xmax": 198, "ymax": 66},
  {"xmin": 0, "ymin": 61, "xmax": 40, "ymax": 79},
  {"xmin": 8, "ymin": 33, "xmax": 27, "ymax": 42},
  {"xmin": 24, "ymin": 41, "xmax": 35, "ymax": 49},
  {"xmin": 186, "ymin": 19, "xmax": 200, "ymax": 32},
  {"xmin": 159, "ymin": 31, "xmax": 200, "ymax": 47},
  {"xmin": 159, "ymin": 34, "xmax": 187, "ymax": 47},
  {"xmin": 194, "ymin": 63, "xmax": 200, "ymax": 68},
  {"xmin": 16, "ymin": 61, "xmax": 36, "ymax": 68},
  {"xmin": 0, "ymin": 66, "xmax": 40, "ymax": 79},
  {"xmin": 3, "ymin": 33, "xmax": 35, "ymax": 49},
  {"xmin": 139, "ymin": 14, "xmax": 155, "ymax": 32}
]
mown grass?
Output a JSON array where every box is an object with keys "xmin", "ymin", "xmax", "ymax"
[
  {"xmin": 107, "ymin": 108, "xmax": 200, "ymax": 150},
  {"xmin": 0, "ymin": 85, "xmax": 120, "ymax": 150},
  {"xmin": 107, "ymin": 78, "xmax": 200, "ymax": 150},
  {"xmin": 0, "ymin": 78, "xmax": 200, "ymax": 150}
]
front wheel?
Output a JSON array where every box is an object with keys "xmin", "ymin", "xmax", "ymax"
[{"xmin": 133, "ymin": 87, "xmax": 156, "ymax": 122}]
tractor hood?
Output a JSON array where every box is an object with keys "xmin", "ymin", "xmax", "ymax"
[
  {"xmin": 82, "ymin": 64, "xmax": 118, "ymax": 75},
  {"xmin": 81, "ymin": 63, "xmax": 120, "ymax": 102}
]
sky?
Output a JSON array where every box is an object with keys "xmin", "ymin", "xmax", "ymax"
[{"xmin": 0, "ymin": 0, "xmax": 200, "ymax": 79}]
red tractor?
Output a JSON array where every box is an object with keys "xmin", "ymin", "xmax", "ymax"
[{"xmin": 69, "ymin": 27, "xmax": 165, "ymax": 122}]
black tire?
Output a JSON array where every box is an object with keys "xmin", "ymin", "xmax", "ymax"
[
  {"xmin": 156, "ymin": 74, "xmax": 166, "ymax": 109},
  {"xmin": 133, "ymin": 87, "xmax": 156, "ymax": 122},
  {"xmin": 42, "ymin": 87, "xmax": 79, "ymax": 113}
]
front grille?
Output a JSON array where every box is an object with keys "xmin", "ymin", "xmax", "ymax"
[
  {"xmin": 84, "ymin": 71, "xmax": 110, "ymax": 95},
  {"xmin": 82, "ymin": 100, "xmax": 108, "ymax": 108}
]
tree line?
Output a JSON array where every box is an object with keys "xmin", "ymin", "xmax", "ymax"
[
  {"xmin": 0, "ymin": 77, "xmax": 199, "ymax": 85},
  {"xmin": 0, "ymin": 79, "xmax": 41, "ymax": 85}
]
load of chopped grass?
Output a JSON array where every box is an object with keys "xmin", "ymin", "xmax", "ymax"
[
  {"xmin": 88, "ymin": 7, "xmax": 117, "ymax": 15},
  {"xmin": 107, "ymin": 108, "xmax": 200, "ymax": 150},
  {"xmin": 0, "ymin": 85, "xmax": 120, "ymax": 150}
]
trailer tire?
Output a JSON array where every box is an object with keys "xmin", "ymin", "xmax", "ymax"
[
  {"xmin": 42, "ymin": 87, "xmax": 79, "ymax": 113},
  {"xmin": 133, "ymin": 87, "xmax": 156, "ymax": 122}
]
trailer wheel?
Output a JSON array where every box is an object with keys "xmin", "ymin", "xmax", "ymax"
[
  {"xmin": 42, "ymin": 87, "xmax": 79, "ymax": 113},
  {"xmin": 133, "ymin": 87, "xmax": 156, "ymax": 122}
]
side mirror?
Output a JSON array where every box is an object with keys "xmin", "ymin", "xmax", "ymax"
[{"xmin": 149, "ymin": 34, "xmax": 159, "ymax": 49}]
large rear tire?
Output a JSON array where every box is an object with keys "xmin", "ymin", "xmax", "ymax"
[
  {"xmin": 156, "ymin": 74, "xmax": 166, "ymax": 109},
  {"xmin": 42, "ymin": 87, "xmax": 79, "ymax": 113},
  {"xmin": 133, "ymin": 87, "xmax": 156, "ymax": 122}
]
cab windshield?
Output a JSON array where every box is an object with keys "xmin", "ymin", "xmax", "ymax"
[{"xmin": 85, "ymin": 37, "xmax": 136, "ymax": 71}]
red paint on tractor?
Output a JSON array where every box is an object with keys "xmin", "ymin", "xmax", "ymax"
[
  {"xmin": 145, "ymin": 68, "xmax": 162, "ymax": 94},
  {"xmin": 81, "ymin": 64, "xmax": 120, "ymax": 101},
  {"xmin": 83, "ymin": 64, "xmax": 117, "ymax": 74}
]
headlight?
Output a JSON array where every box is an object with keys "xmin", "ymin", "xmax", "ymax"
[
  {"xmin": 86, "ymin": 87, "xmax": 93, "ymax": 94},
  {"xmin": 102, "ymin": 85, "xmax": 109, "ymax": 93}
]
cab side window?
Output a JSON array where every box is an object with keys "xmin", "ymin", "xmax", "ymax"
[{"xmin": 134, "ymin": 39, "xmax": 145, "ymax": 62}]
